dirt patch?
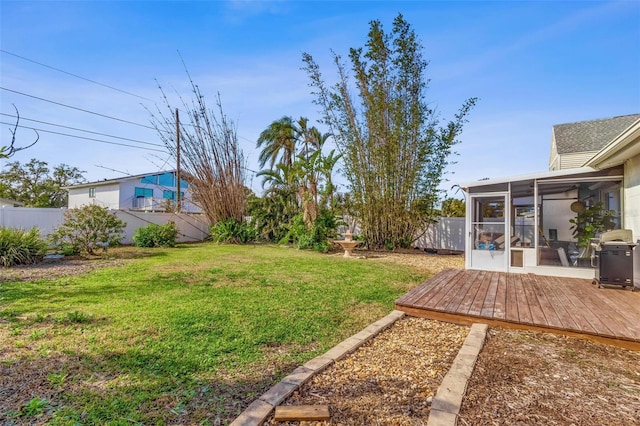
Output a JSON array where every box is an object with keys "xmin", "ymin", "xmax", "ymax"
[
  {"xmin": 344, "ymin": 248, "xmax": 465, "ymax": 275},
  {"xmin": 0, "ymin": 258, "xmax": 124, "ymax": 282},
  {"xmin": 0, "ymin": 246, "xmax": 165, "ymax": 282}
]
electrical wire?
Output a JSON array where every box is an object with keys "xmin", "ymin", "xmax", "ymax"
[
  {"xmin": 0, "ymin": 113, "xmax": 162, "ymax": 147},
  {"xmin": 0, "ymin": 86, "xmax": 157, "ymax": 130},
  {"xmin": 0, "ymin": 121, "xmax": 167, "ymax": 152},
  {"xmin": 1, "ymin": 49, "xmax": 156, "ymax": 102}
]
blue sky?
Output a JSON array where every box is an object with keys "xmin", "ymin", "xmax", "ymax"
[{"xmin": 1, "ymin": 0, "xmax": 639, "ymax": 197}]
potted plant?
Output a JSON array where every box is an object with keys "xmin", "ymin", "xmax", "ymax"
[{"xmin": 569, "ymin": 201, "xmax": 614, "ymax": 252}]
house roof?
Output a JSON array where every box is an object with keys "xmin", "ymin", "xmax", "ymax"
[
  {"xmin": 63, "ymin": 170, "xmax": 178, "ymax": 189},
  {"xmin": 553, "ymin": 113, "xmax": 640, "ymax": 155},
  {"xmin": 584, "ymin": 118, "xmax": 640, "ymax": 169}
]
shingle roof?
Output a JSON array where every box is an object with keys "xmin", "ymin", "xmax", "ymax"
[{"xmin": 553, "ymin": 114, "xmax": 640, "ymax": 155}]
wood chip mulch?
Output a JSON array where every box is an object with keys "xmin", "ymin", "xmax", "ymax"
[
  {"xmin": 266, "ymin": 317, "xmax": 469, "ymax": 425},
  {"xmin": 459, "ymin": 328, "xmax": 640, "ymax": 426}
]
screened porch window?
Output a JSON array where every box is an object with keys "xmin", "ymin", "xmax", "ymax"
[{"xmin": 537, "ymin": 179, "xmax": 622, "ymax": 267}]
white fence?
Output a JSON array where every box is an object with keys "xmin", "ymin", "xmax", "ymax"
[
  {"xmin": 0, "ymin": 206, "xmax": 209, "ymax": 244},
  {"xmin": 1, "ymin": 206, "xmax": 464, "ymax": 251},
  {"xmin": 414, "ymin": 217, "xmax": 465, "ymax": 252},
  {"xmin": 340, "ymin": 216, "xmax": 465, "ymax": 252}
]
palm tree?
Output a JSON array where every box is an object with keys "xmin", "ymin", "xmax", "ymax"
[
  {"xmin": 256, "ymin": 116, "xmax": 297, "ymax": 169},
  {"xmin": 320, "ymin": 148, "xmax": 342, "ymax": 209}
]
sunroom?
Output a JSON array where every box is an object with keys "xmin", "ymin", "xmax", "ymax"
[{"xmin": 461, "ymin": 165, "xmax": 624, "ymax": 279}]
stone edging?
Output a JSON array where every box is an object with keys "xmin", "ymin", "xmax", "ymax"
[
  {"xmin": 229, "ymin": 310, "xmax": 406, "ymax": 426},
  {"xmin": 230, "ymin": 312, "xmax": 489, "ymax": 426},
  {"xmin": 427, "ymin": 323, "xmax": 489, "ymax": 426}
]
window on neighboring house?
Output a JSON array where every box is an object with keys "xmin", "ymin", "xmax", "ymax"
[
  {"xmin": 89, "ymin": 188, "xmax": 96, "ymax": 198},
  {"xmin": 163, "ymin": 190, "xmax": 185, "ymax": 201},
  {"xmin": 158, "ymin": 172, "xmax": 174, "ymax": 187},
  {"xmin": 134, "ymin": 187, "xmax": 153, "ymax": 198},
  {"xmin": 141, "ymin": 175, "xmax": 158, "ymax": 185}
]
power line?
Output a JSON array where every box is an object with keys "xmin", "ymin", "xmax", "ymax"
[
  {"xmin": 0, "ymin": 86, "xmax": 157, "ymax": 130},
  {"xmin": 0, "ymin": 121, "xmax": 167, "ymax": 152},
  {"xmin": 0, "ymin": 112, "xmax": 163, "ymax": 147},
  {"xmin": 1, "ymin": 49, "xmax": 156, "ymax": 102}
]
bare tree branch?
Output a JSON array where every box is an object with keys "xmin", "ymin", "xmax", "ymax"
[{"xmin": 1, "ymin": 104, "xmax": 39, "ymax": 158}]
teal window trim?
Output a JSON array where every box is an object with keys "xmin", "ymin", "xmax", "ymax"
[
  {"xmin": 162, "ymin": 190, "xmax": 185, "ymax": 201},
  {"xmin": 134, "ymin": 187, "xmax": 153, "ymax": 198}
]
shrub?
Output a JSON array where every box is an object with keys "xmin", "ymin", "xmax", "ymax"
[
  {"xmin": 133, "ymin": 221, "xmax": 179, "ymax": 247},
  {"xmin": 210, "ymin": 218, "xmax": 256, "ymax": 244},
  {"xmin": 280, "ymin": 210, "xmax": 340, "ymax": 253},
  {"xmin": 0, "ymin": 227, "xmax": 47, "ymax": 267},
  {"xmin": 49, "ymin": 205, "xmax": 126, "ymax": 256}
]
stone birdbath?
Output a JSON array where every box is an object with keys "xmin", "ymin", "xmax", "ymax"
[{"xmin": 335, "ymin": 230, "xmax": 361, "ymax": 258}]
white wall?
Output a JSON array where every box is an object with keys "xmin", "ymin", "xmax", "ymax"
[
  {"xmin": 0, "ymin": 207, "xmax": 208, "ymax": 244},
  {"xmin": 115, "ymin": 211, "xmax": 209, "ymax": 244},
  {"xmin": 68, "ymin": 183, "xmax": 121, "ymax": 209},
  {"xmin": 542, "ymin": 190, "xmax": 576, "ymax": 242},
  {"xmin": 0, "ymin": 207, "xmax": 66, "ymax": 236},
  {"xmin": 624, "ymin": 153, "xmax": 640, "ymax": 243}
]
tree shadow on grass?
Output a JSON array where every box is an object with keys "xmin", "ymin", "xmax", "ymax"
[{"xmin": 0, "ymin": 345, "xmax": 299, "ymax": 425}]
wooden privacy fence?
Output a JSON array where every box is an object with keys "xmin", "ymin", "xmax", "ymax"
[{"xmin": 0, "ymin": 206, "xmax": 210, "ymax": 244}]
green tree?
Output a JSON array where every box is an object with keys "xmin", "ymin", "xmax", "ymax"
[
  {"xmin": 256, "ymin": 116, "xmax": 298, "ymax": 169},
  {"xmin": 303, "ymin": 14, "xmax": 476, "ymax": 249},
  {"xmin": 251, "ymin": 164, "xmax": 300, "ymax": 242},
  {"xmin": 256, "ymin": 116, "xmax": 339, "ymax": 228},
  {"xmin": 49, "ymin": 205, "xmax": 126, "ymax": 256},
  {"xmin": 441, "ymin": 198, "xmax": 466, "ymax": 217},
  {"xmin": 0, "ymin": 159, "xmax": 85, "ymax": 207}
]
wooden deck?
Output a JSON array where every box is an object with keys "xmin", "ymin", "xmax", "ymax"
[{"xmin": 395, "ymin": 269, "xmax": 640, "ymax": 350}]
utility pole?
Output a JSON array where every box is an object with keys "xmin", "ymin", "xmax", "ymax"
[{"xmin": 175, "ymin": 108, "xmax": 181, "ymax": 213}]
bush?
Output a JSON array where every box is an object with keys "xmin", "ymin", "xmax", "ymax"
[
  {"xmin": 210, "ymin": 218, "xmax": 256, "ymax": 244},
  {"xmin": 0, "ymin": 227, "xmax": 47, "ymax": 267},
  {"xmin": 49, "ymin": 205, "xmax": 126, "ymax": 256},
  {"xmin": 133, "ymin": 221, "xmax": 179, "ymax": 247},
  {"xmin": 280, "ymin": 210, "xmax": 340, "ymax": 253}
]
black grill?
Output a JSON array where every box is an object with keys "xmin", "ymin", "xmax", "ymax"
[{"xmin": 592, "ymin": 230, "xmax": 637, "ymax": 291}]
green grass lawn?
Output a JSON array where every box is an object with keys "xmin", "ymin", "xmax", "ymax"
[{"xmin": 0, "ymin": 243, "xmax": 431, "ymax": 425}]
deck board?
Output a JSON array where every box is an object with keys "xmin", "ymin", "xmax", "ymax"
[
  {"xmin": 526, "ymin": 274, "xmax": 564, "ymax": 329},
  {"xmin": 492, "ymin": 273, "xmax": 507, "ymax": 320},
  {"xmin": 504, "ymin": 274, "xmax": 520, "ymax": 322},
  {"xmin": 395, "ymin": 269, "xmax": 640, "ymax": 349},
  {"xmin": 480, "ymin": 272, "xmax": 499, "ymax": 318}
]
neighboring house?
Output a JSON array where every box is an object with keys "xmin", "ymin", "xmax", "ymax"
[
  {"xmin": 65, "ymin": 171, "xmax": 202, "ymax": 213},
  {"xmin": 549, "ymin": 113, "xmax": 640, "ymax": 171},
  {"xmin": 461, "ymin": 114, "xmax": 639, "ymax": 279},
  {"xmin": 0, "ymin": 198, "xmax": 25, "ymax": 207}
]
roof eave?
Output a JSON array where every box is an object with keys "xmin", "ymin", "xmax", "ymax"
[
  {"xmin": 583, "ymin": 119, "xmax": 640, "ymax": 169},
  {"xmin": 459, "ymin": 166, "xmax": 599, "ymax": 190}
]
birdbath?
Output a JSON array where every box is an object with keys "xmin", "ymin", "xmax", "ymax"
[{"xmin": 335, "ymin": 230, "xmax": 361, "ymax": 258}]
